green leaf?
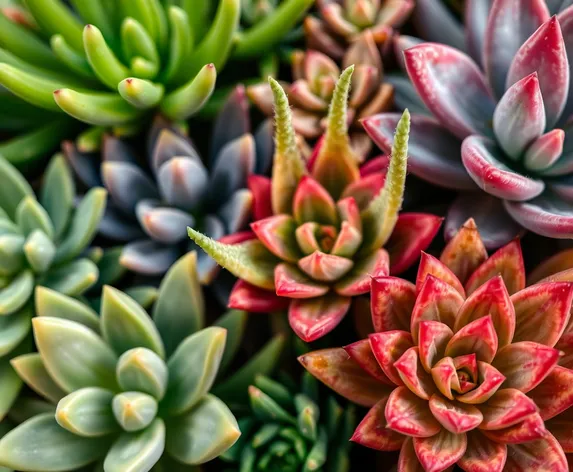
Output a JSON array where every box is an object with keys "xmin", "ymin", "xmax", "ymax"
[
  {"xmin": 161, "ymin": 63, "xmax": 217, "ymax": 120},
  {"xmin": 7, "ymin": 396, "xmax": 56, "ymax": 425},
  {"xmin": 0, "ymin": 157, "xmax": 33, "ymax": 220},
  {"xmin": 116, "ymin": 348, "xmax": 168, "ymax": 401},
  {"xmin": 35, "ymin": 287, "xmax": 100, "ymax": 333},
  {"xmin": 23, "ymin": 230, "xmax": 56, "ymax": 273},
  {"xmin": 0, "ymin": 414, "xmax": 111, "ymax": 471},
  {"xmin": 56, "ymin": 387, "xmax": 117, "ymax": 437},
  {"xmin": 295, "ymin": 394, "xmax": 319, "ymax": 441},
  {"xmin": 254, "ymin": 375, "xmax": 293, "ymax": 410},
  {"xmin": 213, "ymin": 335, "xmax": 285, "ymax": 405},
  {"xmin": 92, "ymin": 247, "xmax": 126, "ymax": 288},
  {"xmin": 0, "ymin": 234, "xmax": 25, "ymax": 277},
  {"xmin": 40, "ymin": 258, "xmax": 99, "ymax": 297},
  {"xmin": 163, "ymin": 6, "xmax": 193, "ymax": 85},
  {"xmin": 165, "ymin": 394, "xmax": 240, "ymax": 465},
  {"xmin": 163, "ymin": 327, "xmax": 226, "ymax": 415},
  {"xmin": 248, "ymin": 386, "xmax": 296, "ymax": 425},
  {"xmin": 101, "ymin": 286, "xmax": 165, "ymax": 358},
  {"xmin": 0, "ymin": 270, "xmax": 33, "ymax": 316},
  {"xmin": 10, "ymin": 353, "xmax": 67, "ymax": 403},
  {"xmin": 187, "ymin": 229, "xmax": 278, "ymax": 290},
  {"xmin": 118, "ymin": 78, "xmax": 164, "ymax": 109},
  {"xmin": 33, "ymin": 317, "xmax": 118, "ymax": 393},
  {"xmin": 124, "ymin": 286, "xmax": 158, "ymax": 310},
  {"xmin": 112, "ymin": 392, "xmax": 158, "ymax": 432},
  {"xmin": 15, "ymin": 197, "xmax": 54, "ymax": 239},
  {"xmin": 120, "ymin": 18, "xmax": 159, "ymax": 66},
  {"xmin": 0, "ymin": 306, "xmax": 32, "ymax": 357},
  {"xmin": 188, "ymin": 0, "xmax": 240, "ymax": 75},
  {"xmin": 69, "ymin": 0, "xmax": 115, "ymax": 44},
  {"xmin": 104, "ymin": 418, "xmax": 165, "ymax": 472},
  {"xmin": 359, "ymin": 109, "xmax": 410, "ymax": 255},
  {"xmin": 0, "ymin": 359, "xmax": 23, "ymax": 420},
  {"xmin": 54, "ymin": 187, "xmax": 107, "ymax": 264},
  {"xmin": 213, "ymin": 309, "xmax": 246, "ymax": 375},
  {"xmin": 268, "ymin": 77, "xmax": 307, "ymax": 214},
  {"xmin": 152, "ymin": 252, "xmax": 204, "ymax": 357},
  {"xmin": 303, "ymin": 427, "xmax": 328, "ymax": 472},
  {"xmin": 50, "ymin": 34, "xmax": 95, "ymax": 79},
  {"xmin": 40, "ymin": 154, "xmax": 74, "ymax": 240}
]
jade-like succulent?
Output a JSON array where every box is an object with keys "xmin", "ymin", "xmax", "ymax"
[
  {"xmin": 0, "ymin": 251, "xmax": 286, "ymax": 471},
  {"xmin": 188, "ymin": 68, "xmax": 442, "ymax": 342},
  {"xmin": 221, "ymin": 373, "xmax": 354, "ymax": 471},
  {"xmin": 248, "ymin": 35, "xmax": 393, "ymax": 158},
  {"xmin": 305, "ymin": 0, "xmax": 414, "ymax": 60},
  {"xmin": 64, "ymin": 86, "xmax": 273, "ymax": 286},
  {"xmin": 301, "ymin": 219, "xmax": 573, "ymax": 471}
]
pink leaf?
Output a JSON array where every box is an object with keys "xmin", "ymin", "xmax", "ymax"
[
  {"xmin": 274, "ymin": 263, "xmax": 329, "ymax": 299},
  {"xmin": 251, "ymin": 215, "xmax": 302, "ymax": 262},
  {"xmin": 369, "ymin": 330, "xmax": 414, "ymax": 386},
  {"xmin": 458, "ymin": 430, "xmax": 507, "ymax": 472},
  {"xmin": 445, "ymin": 315, "xmax": 499, "ymax": 364},
  {"xmin": 504, "ymin": 433, "xmax": 568, "ymax": 471},
  {"xmin": 528, "ymin": 366, "xmax": 573, "ymax": 421},
  {"xmin": 416, "ymin": 253, "xmax": 466, "ymax": 296},
  {"xmin": 289, "ymin": 293, "xmax": 351, "ymax": 341},
  {"xmin": 481, "ymin": 413, "xmax": 546, "ymax": 444},
  {"xmin": 478, "ymin": 388, "xmax": 539, "ymax": 430},
  {"xmin": 394, "ymin": 347, "xmax": 437, "ymax": 400},
  {"xmin": 344, "ymin": 339, "xmax": 394, "ymax": 385},
  {"xmin": 248, "ymin": 175, "xmax": 273, "ymax": 221},
  {"xmin": 457, "ymin": 362, "xmax": 506, "ymax": 405},
  {"xmin": 370, "ymin": 276, "xmax": 416, "ymax": 333},
  {"xmin": 413, "ymin": 429, "xmax": 468, "ymax": 472},
  {"xmin": 385, "ymin": 386, "xmax": 442, "ymax": 437},
  {"xmin": 351, "ymin": 396, "xmax": 406, "ymax": 451},
  {"xmin": 429, "ymin": 394, "xmax": 483, "ymax": 434},
  {"xmin": 298, "ymin": 251, "xmax": 354, "ymax": 282},
  {"xmin": 335, "ymin": 248, "xmax": 390, "ymax": 296},
  {"xmin": 228, "ymin": 280, "xmax": 290, "ymax": 313},
  {"xmin": 418, "ymin": 321, "xmax": 454, "ymax": 372}
]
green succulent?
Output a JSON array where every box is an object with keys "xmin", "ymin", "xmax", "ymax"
[
  {"xmin": 0, "ymin": 251, "xmax": 285, "ymax": 471},
  {"xmin": 221, "ymin": 373, "xmax": 354, "ymax": 472},
  {"xmin": 0, "ymin": 154, "xmax": 106, "ymax": 416}
]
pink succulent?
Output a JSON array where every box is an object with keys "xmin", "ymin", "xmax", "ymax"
[
  {"xmin": 300, "ymin": 219, "xmax": 573, "ymax": 471},
  {"xmin": 363, "ymin": 0, "xmax": 573, "ymax": 248},
  {"xmin": 189, "ymin": 67, "xmax": 441, "ymax": 342}
]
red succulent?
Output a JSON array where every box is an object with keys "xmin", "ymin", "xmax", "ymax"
[
  {"xmin": 300, "ymin": 219, "xmax": 573, "ymax": 471},
  {"xmin": 188, "ymin": 67, "xmax": 441, "ymax": 342}
]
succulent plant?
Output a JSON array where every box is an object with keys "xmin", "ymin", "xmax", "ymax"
[
  {"xmin": 304, "ymin": 0, "xmax": 414, "ymax": 60},
  {"xmin": 248, "ymin": 35, "xmax": 393, "ymax": 158},
  {"xmin": 0, "ymin": 251, "xmax": 285, "ymax": 471},
  {"xmin": 301, "ymin": 219, "xmax": 573, "ymax": 471},
  {"xmin": 63, "ymin": 85, "xmax": 273, "ymax": 290},
  {"xmin": 188, "ymin": 68, "xmax": 442, "ymax": 342},
  {"xmin": 221, "ymin": 372, "xmax": 354, "ymax": 472},
  {"xmin": 0, "ymin": 154, "xmax": 106, "ymax": 415},
  {"xmin": 364, "ymin": 0, "xmax": 573, "ymax": 248},
  {"xmin": 0, "ymin": 0, "xmax": 244, "ymax": 135}
]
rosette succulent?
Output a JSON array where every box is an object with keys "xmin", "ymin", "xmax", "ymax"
[
  {"xmin": 301, "ymin": 219, "xmax": 573, "ymax": 471},
  {"xmin": 248, "ymin": 35, "xmax": 393, "ymax": 158},
  {"xmin": 64, "ymin": 85, "xmax": 273, "ymax": 287},
  {"xmin": 0, "ymin": 154, "xmax": 106, "ymax": 414},
  {"xmin": 364, "ymin": 0, "xmax": 573, "ymax": 247},
  {"xmin": 221, "ymin": 373, "xmax": 354, "ymax": 471},
  {"xmin": 0, "ymin": 249, "xmax": 287, "ymax": 471},
  {"xmin": 188, "ymin": 68, "xmax": 442, "ymax": 342},
  {"xmin": 305, "ymin": 0, "xmax": 414, "ymax": 60}
]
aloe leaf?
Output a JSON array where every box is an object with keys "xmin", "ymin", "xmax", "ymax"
[
  {"xmin": 101, "ymin": 286, "xmax": 165, "ymax": 358},
  {"xmin": 104, "ymin": 418, "xmax": 165, "ymax": 472},
  {"xmin": 35, "ymin": 287, "xmax": 100, "ymax": 333},
  {"xmin": 56, "ymin": 387, "xmax": 117, "ymax": 437},
  {"xmin": 10, "ymin": 352, "xmax": 67, "ymax": 403},
  {"xmin": 0, "ymin": 305, "xmax": 32, "ymax": 357},
  {"xmin": 152, "ymin": 252, "xmax": 205, "ymax": 357},
  {"xmin": 213, "ymin": 309, "xmax": 247, "ymax": 375},
  {"xmin": 0, "ymin": 157, "xmax": 33, "ymax": 220},
  {"xmin": 32, "ymin": 317, "xmax": 118, "ymax": 393},
  {"xmin": 40, "ymin": 259, "xmax": 99, "ymax": 296},
  {"xmin": 0, "ymin": 358, "xmax": 23, "ymax": 420},
  {"xmin": 0, "ymin": 270, "xmax": 33, "ymax": 316},
  {"xmin": 118, "ymin": 78, "xmax": 164, "ymax": 109},
  {"xmin": 0, "ymin": 414, "xmax": 111, "ymax": 471},
  {"xmin": 163, "ymin": 327, "xmax": 226, "ymax": 415},
  {"xmin": 116, "ymin": 348, "xmax": 168, "ymax": 400},
  {"xmin": 15, "ymin": 196, "xmax": 54, "ymax": 239},
  {"xmin": 213, "ymin": 334, "xmax": 285, "ymax": 405},
  {"xmin": 39, "ymin": 154, "xmax": 74, "ymax": 240},
  {"xmin": 54, "ymin": 187, "xmax": 106, "ymax": 263},
  {"xmin": 165, "ymin": 394, "xmax": 240, "ymax": 465},
  {"xmin": 161, "ymin": 63, "xmax": 217, "ymax": 120}
]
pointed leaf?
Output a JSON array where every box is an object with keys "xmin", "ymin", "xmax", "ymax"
[
  {"xmin": 292, "ymin": 176, "xmax": 338, "ymax": 226},
  {"xmin": 40, "ymin": 258, "xmax": 98, "ymax": 297},
  {"xmin": 418, "ymin": 321, "xmax": 454, "ymax": 372},
  {"xmin": 56, "ymin": 387, "xmax": 116, "ymax": 437},
  {"xmin": 10, "ymin": 353, "xmax": 66, "ymax": 404},
  {"xmin": 369, "ymin": 330, "xmax": 414, "ymax": 386},
  {"xmin": 289, "ymin": 294, "xmax": 351, "ymax": 342},
  {"xmin": 116, "ymin": 348, "xmax": 168, "ymax": 401},
  {"xmin": 251, "ymin": 215, "xmax": 302, "ymax": 262},
  {"xmin": 394, "ymin": 347, "xmax": 437, "ymax": 399},
  {"xmin": 228, "ymin": 280, "xmax": 290, "ymax": 312},
  {"xmin": 413, "ymin": 429, "xmax": 467, "ymax": 472},
  {"xmin": 446, "ymin": 315, "xmax": 498, "ymax": 363},
  {"xmin": 370, "ymin": 276, "xmax": 415, "ymax": 333},
  {"xmin": 481, "ymin": 412, "xmax": 546, "ymax": 444},
  {"xmin": 478, "ymin": 388, "xmax": 538, "ymax": 430},
  {"xmin": 0, "ymin": 306, "xmax": 31, "ymax": 357},
  {"xmin": 504, "ymin": 433, "xmax": 568, "ymax": 471},
  {"xmin": 429, "ymin": 394, "xmax": 483, "ymax": 433},
  {"xmin": 35, "ymin": 287, "xmax": 99, "ymax": 333},
  {"xmin": 351, "ymin": 396, "xmax": 405, "ymax": 451},
  {"xmin": 528, "ymin": 366, "xmax": 573, "ymax": 420},
  {"xmin": 457, "ymin": 362, "xmax": 506, "ymax": 404},
  {"xmin": 416, "ymin": 252, "xmax": 465, "ymax": 296},
  {"xmin": 0, "ymin": 157, "xmax": 33, "ymax": 220},
  {"xmin": 335, "ymin": 248, "xmax": 390, "ymax": 296},
  {"xmin": 385, "ymin": 386, "xmax": 441, "ymax": 437},
  {"xmin": 298, "ymin": 251, "xmax": 353, "ymax": 282},
  {"xmin": 344, "ymin": 339, "xmax": 394, "ymax": 385}
]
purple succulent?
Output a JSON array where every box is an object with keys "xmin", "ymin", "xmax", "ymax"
[
  {"xmin": 63, "ymin": 86, "xmax": 273, "ymax": 285},
  {"xmin": 363, "ymin": 0, "xmax": 573, "ymax": 248}
]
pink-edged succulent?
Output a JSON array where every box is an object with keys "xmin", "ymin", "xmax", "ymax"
[
  {"xmin": 305, "ymin": 0, "xmax": 414, "ymax": 60},
  {"xmin": 300, "ymin": 219, "xmax": 573, "ymax": 471},
  {"xmin": 189, "ymin": 67, "xmax": 442, "ymax": 342},
  {"xmin": 363, "ymin": 0, "xmax": 573, "ymax": 248},
  {"xmin": 247, "ymin": 36, "xmax": 393, "ymax": 159}
]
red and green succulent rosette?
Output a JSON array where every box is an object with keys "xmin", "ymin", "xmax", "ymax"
[
  {"xmin": 300, "ymin": 219, "xmax": 573, "ymax": 471},
  {"xmin": 188, "ymin": 67, "xmax": 442, "ymax": 342}
]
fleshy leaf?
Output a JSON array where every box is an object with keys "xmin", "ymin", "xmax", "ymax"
[
  {"xmin": 413, "ymin": 429, "xmax": 467, "ymax": 472},
  {"xmin": 370, "ymin": 276, "xmax": 416, "ymax": 333},
  {"xmin": 429, "ymin": 394, "xmax": 483, "ymax": 433},
  {"xmin": 418, "ymin": 321, "xmax": 454, "ymax": 373},
  {"xmin": 344, "ymin": 339, "xmax": 394, "ymax": 385},
  {"xmin": 445, "ymin": 315, "xmax": 498, "ymax": 363},
  {"xmin": 350, "ymin": 396, "xmax": 405, "ymax": 451},
  {"xmin": 251, "ymin": 215, "xmax": 302, "ymax": 262},
  {"xmin": 416, "ymin": 252, "xmax": 465, "ymax": 296},
  {"xmin": 478, "ymin": 388, "xmax": 538, "ymax": 430},
  {"xmin": 504, "ymin": 433, "xmax": 568, "ymax": 471},
  {"xmin": 289, "ymin": 294, "xmax": 351, "ymax": 342},
  {"xmin": 10, "ymin": 353, "xmax": 66, "ymax": 404},
  {"xmin": 457, "ymin": 362, "xmax": 506, "ymax": 404},
  {"xmin": 385, "ymin": 386, "xmax": 441, "ymax": 437},
  {"xmin": 393, "ymin": 347, "xmax": 437, "ymax": 399},
  {"xmin": 116, "ymin": 348, "xmax": 168, "ymax": 401},
  {"xmin": 528, "ymin": 366, "xmax": 573, "ymax": 420},
  {"xmin": 369, "ymin": 330, "xmax": 414, "ymax": 386},
  {"xmin": 228, "ymin": 280, "xmax": 290, "ymax": 313},
  {"xmin": 292, "ymin": 176, "xmax": 339, "ymax": 226},
  {"xmin": 275, "ymin": 263, "xmax": 329, "ymax": 298}
]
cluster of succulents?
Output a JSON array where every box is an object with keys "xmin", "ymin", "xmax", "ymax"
[{"xmin": 4, "ymin": 0, "xmax": 573, "ymax": 471}]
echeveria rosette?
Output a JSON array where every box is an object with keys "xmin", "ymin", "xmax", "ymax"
[
  {"xmin": 301, "ymin": 219, "xmax": 573, "ymax": 471},
  {"xmin": 305, "ymin": 0, "xmax": 415, "ymax": 60},
  {"xmin": 0, "ymin": 154, "xmax": 106, "ymax": 418},
  {"xmin": 364, "ymin": 0, "xmax": 573, "ymax": 247},
  {"xmin": 248, "ymin": 36, "xmax": 393, "ymax": 158},
  {"xmin": 0, "ymin": 0, "xmax": 243, "ymax": 136},
  {"xmin": 221, "ymin": 373, "xmax": 355, "ymax": 472},
  {"xmin": 64, "ymin": 86, "xmax": 273, "ymax": 287},
  {"xmin": 0, "ymin": 250, "xmax": 287, "ymax": 471},
  {"xmin": 189, "ymin": 67, "xmax": 442, "ymax": 342}
]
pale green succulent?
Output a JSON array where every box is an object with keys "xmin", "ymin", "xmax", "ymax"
[
  {"xmin": 0, "ymin": 153, "xmax": 106, "ymax": 418},
  {"xmin": 0, "ymin": 251, "xmax": 285, "ymax": 471}
]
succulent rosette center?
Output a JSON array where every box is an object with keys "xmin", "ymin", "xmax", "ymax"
[{"xmin": 301, "ymin": 220, "xmax": 573, "ymax": 471}]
